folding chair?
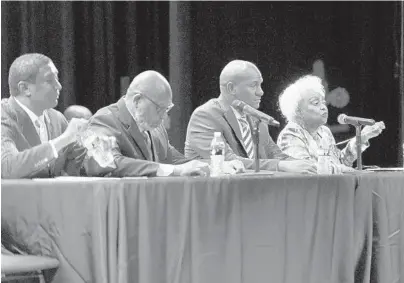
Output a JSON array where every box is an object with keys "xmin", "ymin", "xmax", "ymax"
[{"xmin": 1, "ymin": 254, "xmax": 59, "ymax": 283}]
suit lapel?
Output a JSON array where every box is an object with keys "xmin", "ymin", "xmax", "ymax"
[
  {"xmin": 9, "ymin": 97, "xmax": 41, "ymax": 147},
  {"xmin": 223, "ymin": 108, "xmax": 243, "ymax": 143},
  {"xmin": 116, "ymin": 98, "xmax": 152, "ymax": 161},
  {"xmin": 222, "ymin": 106, "xmax": 251, "ymax": 157}
]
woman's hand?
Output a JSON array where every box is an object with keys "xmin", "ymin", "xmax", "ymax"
[{"xmin": 361, "ymin": 121, "xmax": 385, "ymax": 142}]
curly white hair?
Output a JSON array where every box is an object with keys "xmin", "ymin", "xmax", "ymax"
[{"xmin": 278, "ymin": 75, "xmax": 325, "ymax": 122}]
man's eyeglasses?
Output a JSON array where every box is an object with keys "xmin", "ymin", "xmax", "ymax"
[{"xmin": 140, "ymin": 94, "xmax": 174, "ymax": 114}]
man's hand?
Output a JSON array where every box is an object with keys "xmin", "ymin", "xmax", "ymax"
[
  {"xmin": 222, "ymin": 160, "xmax": 245, "ymax": 175},
  {"xmin": 338, "ymin": 164, "xmax": 357, "ymax": 173},
  {"xmin": 64, "ymin": 118, "xmax": 90, "ymax": 144},
  {"xmin": 173, "ymin": 160, "xmax": 210, "ymax": 177},
  {"xmin": 52, "ymin": 118, "xmax": 89, "ymax": 153},
  {"xmin": 278, "ymin": 160, "xmax": 317, "ymax": 174},
  {"xmin": 361, "ymin": 121, "xmax": 385, "ymax": 143}
]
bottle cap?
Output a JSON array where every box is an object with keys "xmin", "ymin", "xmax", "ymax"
[{"xmin": 214, "ymin": 132, "xmax": 221, "ymax": 137}]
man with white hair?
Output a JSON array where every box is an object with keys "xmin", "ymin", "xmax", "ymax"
[
  {"xmin": 277, "ymin": 75, "xmax": 385, "ymax": 173},
  {"xmin": 1, "ymin": 53, "xmax": 88, "ymax": 178},
  {"xmin": 85, "ymin": 70, "xmax": 211, "ymax": 177},
  {"xmin": 185, "ymin": 60, "xmax": 317, "ymax": 173}
]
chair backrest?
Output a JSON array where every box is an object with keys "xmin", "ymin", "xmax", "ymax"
[{"xmin": 1, "ymin": 254, "xmax": 59, "ymax": 275}]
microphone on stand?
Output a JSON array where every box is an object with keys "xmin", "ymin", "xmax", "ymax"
[
  {"xmin": 231, "ymin": 100, "xmax": 280, "ymax": 127},
  {"xmin": 337, "ymin": 113, "xmax": 376, "ymax": 171},
  {"xmin": 337, "ymin": 114, "xmax": 375, "ymax": 126},
  {"xmin": 231, "ymin": 99, "xmax": 280, "ymax": 173}
]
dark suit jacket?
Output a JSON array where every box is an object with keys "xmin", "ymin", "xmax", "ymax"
[
  {"xmin": 1, "ymin": 97, "xmax": 85, "ymax": 178},
  {"xmin": 85, "ymin": 97, "xmax": 190, "ymax": 177},
  {"xmin": 185, "ymin": 98, "xmax": 290, "ymax": 171}
]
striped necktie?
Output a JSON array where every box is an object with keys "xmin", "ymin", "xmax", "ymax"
[{"xmin": 239, "ymin": 117, "xmax": 254, "ymax": 159}]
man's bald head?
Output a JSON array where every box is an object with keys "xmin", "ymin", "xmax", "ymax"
[
  {"xmin": 126, "ymin": 70, "xmax": 172, "ymax": 108},
  {"xmin": 64, "ymin": 105, "xmax": 92, "ymax": 121},
  {"xmin": 219, "ymin": 60, "xmax": 261, "ymax": 86},
  {"xmin": 124, "ymin": 71, "xmax": 174, "ymax": 131},
  {"xmin": 218, "ymin": 60, "xmax": 264, "ymax": 109}
]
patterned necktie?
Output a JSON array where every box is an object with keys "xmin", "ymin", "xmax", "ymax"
[
  {"xmin": 143, "ymin": 131, "xmax": 154, "ymax": 160},
  {"xmin": 34, "ymin": 118, "xmax": 48, "ymax": 143},
  {"xmin": 239, "ymin": 117, "xmax": 254, "ymax": 159}
]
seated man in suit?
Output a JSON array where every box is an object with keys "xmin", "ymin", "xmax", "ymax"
[
  {"xmin": 1, "ymin": 53, "xmax": 88, "ymax": 179},
  {"xmin": 85, "ymin": 70, "xmax": 217, "ymax": 177},
  {"xmin": 64, "ymin": 105, "xmax": 93, "ymax": 121},
  {"xmin": 185, "ymin": 60, "xmax": 316, "ymax": 173}
]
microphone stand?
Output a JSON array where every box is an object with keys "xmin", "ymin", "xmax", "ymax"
[
  {"xmin": 252, "ymin": 119, "xmax": 261, "ymax": 173},
  {"xmin": 355, "ymin": 125, "xmax": 363, "ymax": 171}
]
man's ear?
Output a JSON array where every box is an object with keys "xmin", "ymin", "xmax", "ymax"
[
  {"xmin": 17, "ymin": 81, "xmax": 31, "ymax": 97},
  {"xmin": 132, "ymin": 93, "xmax": 142, "ymax": 106},
  {"xmin": 226, "ymin": 82, "xmax": 236, "ymax": 95}
]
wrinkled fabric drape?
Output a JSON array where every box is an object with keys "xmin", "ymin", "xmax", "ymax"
[
  {"xmin": 189, "ymin": 2, "xmax": 401, "ymax": 167},
  {"xmin": 1, "ymin": 1, "xmax": 401, "ymax": 162},
  {"xmin": 2, "ymin": 173, "xmax": 403, "ymax": 283},
  {"xmin": 1, "ymin": 1, "xmax": 169, "ymax": 115},
  {"xmin": 2, "ymin": 1, "xmax": 76, "ymax": 111}
]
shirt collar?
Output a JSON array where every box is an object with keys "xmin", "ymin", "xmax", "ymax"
[
  {"xmin": 14, "ymin": 97, "xmax": 46, "ymax": 125},
  {"xmin": 230, "ymin": 106, "xmax": 246, "ymax": 120}
]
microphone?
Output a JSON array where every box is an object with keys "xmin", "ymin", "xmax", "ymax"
[
  {"xmin": 231, "ymin": 100, "xmax": 280, "ymax": 126},
  {"xmin": 337, "ymin": 114, "xmax": 375, "ymax": 126}
]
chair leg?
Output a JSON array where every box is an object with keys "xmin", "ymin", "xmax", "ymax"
[{"xmin": 39, "ymin": 273, "xmax": 45, "ymax": 283}]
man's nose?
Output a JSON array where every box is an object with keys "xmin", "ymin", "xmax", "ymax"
[
  {"xmin": 256, "ymin": 87, "xmax": 264, "ymax": 96},
  {"xmin": 56, "ymin": 81, "xmax": 62, "ymax": 91}
]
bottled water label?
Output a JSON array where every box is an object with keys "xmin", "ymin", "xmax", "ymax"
[
  {"xmin": 212, "ymin": 147, "xmax": 224, "ymax": 156},
  {"xmin": 210, "ymin": 132, "xmax": 225, "ymax": 176},
  {"xmin": 211, "ymin": 155, "xmax": 224, "ymax": 176}
]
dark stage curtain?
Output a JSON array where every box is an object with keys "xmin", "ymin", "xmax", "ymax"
[
  {"xmin": 1, "ymin": 1, "xmax": 169, "ymax": 115},
  {"xmin": 190, "ymin": 1, "xmax": 402, "ymax": 167},
  {"xmin": 1, "ymin": 1, "xmax": 401, "ymax": 165}
]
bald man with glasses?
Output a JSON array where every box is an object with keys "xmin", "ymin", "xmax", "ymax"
[{"xmin": 84, "ymin": 70, "xmax": 210, "ymax": 177}]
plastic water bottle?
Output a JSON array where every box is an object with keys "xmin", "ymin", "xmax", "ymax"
[
  {"xmin": 77, "ymin": 130, "xmax": 115, "ymax": 168},
  {"xmin": 317, "ymin": 148, "xmax": 332, "ymax": 174},
  {"xmin": 210, "ymin": 132, "xmax": 225, "ymax": 176}
]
